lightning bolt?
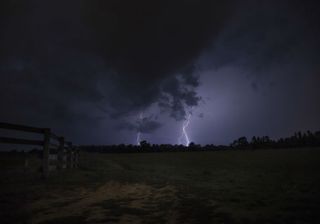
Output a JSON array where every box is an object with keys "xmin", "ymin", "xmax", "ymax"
[
  {"xmin": 178, "ymin": 112, "xmax": 192, "ymax": 146},
  {"xmin": 136, "ymin": 112, "xmax": 143, "ymax": 145},
  {"xmin": 136, "ymin": 132, "xmax": 141, "ymax": 146}
]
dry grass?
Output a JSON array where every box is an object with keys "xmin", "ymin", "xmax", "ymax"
[
  {"xmin": 28, "ymin": 181, "xmax": 178, "ymax": 224},
  {"xmin": 1, "ymin": 148, "xmax": 320, "ymax": 223}
]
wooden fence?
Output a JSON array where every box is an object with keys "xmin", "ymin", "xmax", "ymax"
[{"xmin": 0, "ymin": 122, "xmax": 79, "ymax": 178}]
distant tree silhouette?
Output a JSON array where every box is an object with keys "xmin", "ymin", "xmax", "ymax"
[
  {"xmin": 79, "ymin": 130, "xmax": 320, "ymax": 153},
  {"xmin": 231, "ymin": 136, "xmax": 248, "ymax": 149},
  {"xmin": 140, "ymin": 140, "xmax": 151, "ymax": 151}
]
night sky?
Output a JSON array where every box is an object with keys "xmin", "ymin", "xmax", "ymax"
[{"xmin": 1, "ymin": 0, "xmax": 320, "ymax": 145}]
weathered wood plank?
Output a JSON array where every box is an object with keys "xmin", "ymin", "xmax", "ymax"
[
  {"xmin": 58, "ymin": 137, "xmax": 64, "ymax": 170},
  {"xmin": 0, "ymin": 122, "xmax": 45, "ymax": 134},
  {"xmin": 50, "ymin": 133, "xmax": 60, "ymax": 141},
  {"xmin": 49, "ymin": 143, "xmax": 59, "ymax": 148},
  {"xmin": 0, "ymin": 137, "xmax": 43, "ymax": 146},
  {"xmin": 42, "ymin": 129, "xmax": 50, "ymax": 179},
  {"xmin": 49, "ymin": 154, "xmax": 58, "ymax": 161},
  {"xmin": 0, "ymin": 122, "xmax": 77, "ymax": 175}
]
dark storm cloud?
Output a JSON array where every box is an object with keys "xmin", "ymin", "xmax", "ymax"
[
  {"xmin": 193, "ymin": 0, "xmax": 320, "ymax": 144},
  {"xmin": 138, "ymin": 119, "xmax": 162, "ymax": 134},
  {"xmin": 82, "ymin": 0, "xmax": 231, "ymax": 77},
  {"xmin": 0, "ymin": 0, "xmax": 233, "ymax": 128},
  {"xmin": 118, "ymin": 115, "xmax": 162, "ymax": 134},
  {"xmin": 158, "ymin": 74, "xmax": 201, "ymax": 120},
  {"xmin": 204, "ymin": 0, "xmax": 320, "ymax": 73},
  {"xmin": 3, "ymin": 0, "xmax": 318, "ymax": 145},
  {"xmin": 81, "ymin": 0, "xmax": 233, "ymax": 118}
]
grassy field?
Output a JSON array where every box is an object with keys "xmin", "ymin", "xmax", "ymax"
[{"xmin": 1, "ymin": 148, "xmax": 320, "ymax": 224}]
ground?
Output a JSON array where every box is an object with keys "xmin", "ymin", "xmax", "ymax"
[{"xmin": 1, "ymin": 148, "xmax": 320, "ymax": 224}]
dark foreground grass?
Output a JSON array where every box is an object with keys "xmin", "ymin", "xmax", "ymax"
[{"xmin": 1, "ymin": 148, "xmax": 320, "ymax": 223}]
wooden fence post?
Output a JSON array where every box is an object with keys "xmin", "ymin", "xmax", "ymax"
[
  {"xmin": 67, "ymin": 144, "xmax": 72, "ymax": 169},
  {"xmin": 24, "ymin": 151, "xmax": 29, "ymax": 172},
  {"xmin": 70, "ymin": 149, "xmax": 74, "ymax": 168},
  {"xmin": 70, "ymin": 143, "xmax": 74, "ymax": 168},
  {"xmin": 42, "ymin": 128, "xmax": 51, "ymax": 179},
  {"xmin": 0, "ymin": 122, "xmax": 78, "ymax": 177},
  {"xmin": 75, "ymin": 148, "xmax": 79, "ymax": 168},
  {"xmin": 72, "ymin": 150, "xmax": 75, "ymax": 168},
  {"xmin": 58, "ymin": 137, "xmax": 64, "ymax": 170}
]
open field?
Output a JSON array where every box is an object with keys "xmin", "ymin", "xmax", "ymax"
[{"xmin": 1, "ymin": 148, "xmax": 320, "ymax": 224}]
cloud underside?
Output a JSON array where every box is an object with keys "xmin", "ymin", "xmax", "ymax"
[{"xmin": 0, "ymin": 0, "xmax": 232, "ymax": 127}]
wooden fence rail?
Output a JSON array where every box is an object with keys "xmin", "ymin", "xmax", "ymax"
[{"xmin": 0, "ymin": 122, "xmax": 79, "ymax": 178}]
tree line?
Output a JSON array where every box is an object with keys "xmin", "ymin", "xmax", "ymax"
[{"xmin": 79, "ymin": 130, "xmax": 320, "ymax": 153}]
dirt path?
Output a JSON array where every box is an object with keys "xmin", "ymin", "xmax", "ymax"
[{"xmin": 28, "ymin": 181, "xmax": 180, "ymax": 224}]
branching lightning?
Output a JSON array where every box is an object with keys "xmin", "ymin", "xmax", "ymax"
[
  {"xmin": 178, "ymin": 112, "xmax": 192, "ymax": 146},
  {"xmin": 136, "ymin": 132, "xmax": 141, "ymax": 146},
  {"xmin": 136, "ymin": 112, "xmax": 143, "ymax": 145}
]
